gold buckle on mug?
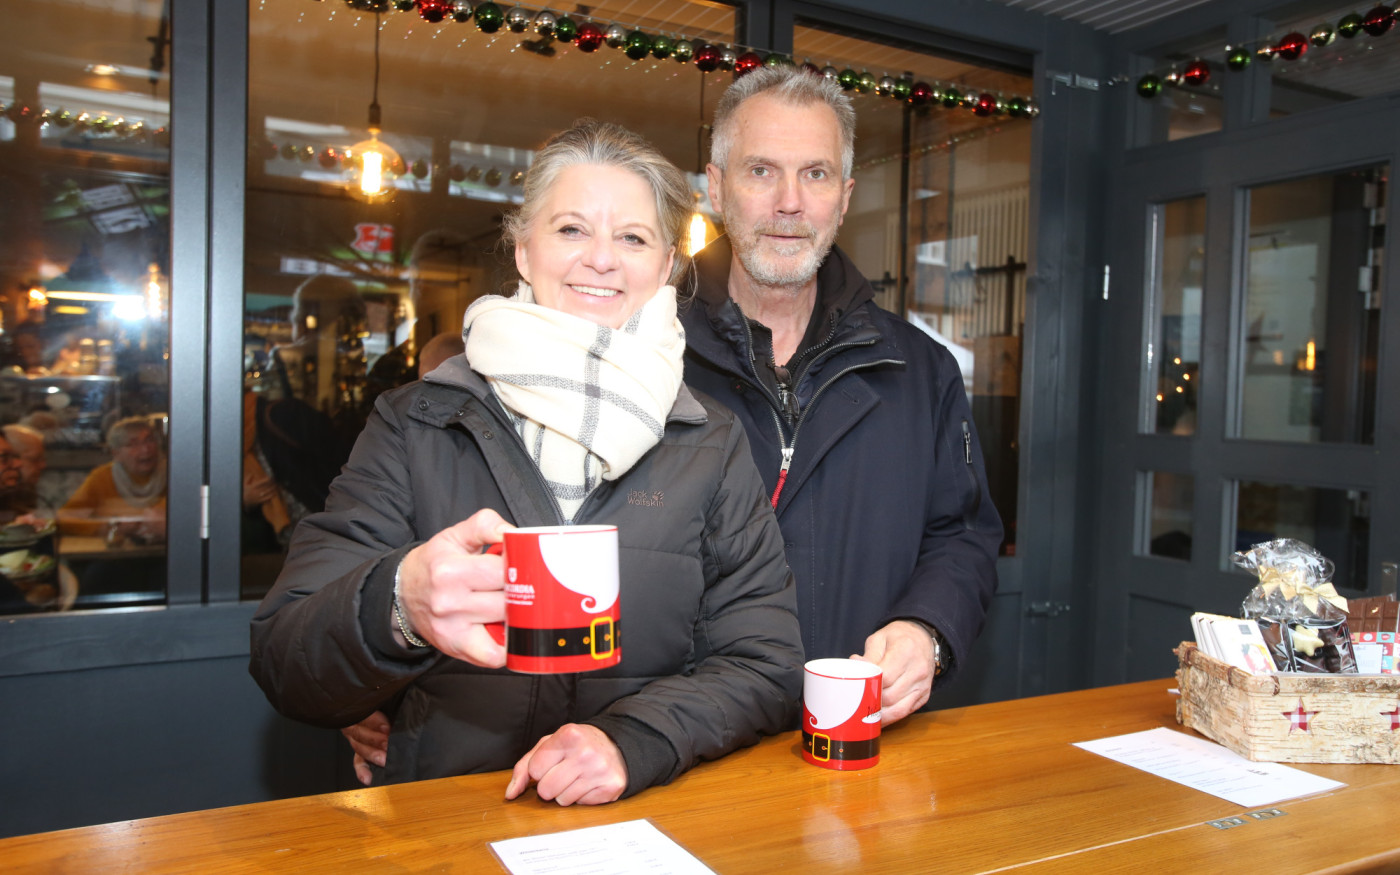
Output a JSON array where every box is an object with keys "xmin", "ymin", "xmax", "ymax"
[
  {"xmin": 590, "ymin": 616, "xmax": 615, "ymax": 659},
  {"xmin": 812, "ymin": 732, "xmax": 832, "ymax": 762}
]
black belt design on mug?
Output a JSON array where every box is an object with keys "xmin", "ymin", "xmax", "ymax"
[
  {"xmin": 508, "ymin": 616, "xmax": 619, "ymax": 659},
  {"xmin": 802, "ymin": 731, "xmax": 879, "ymax": 762}
]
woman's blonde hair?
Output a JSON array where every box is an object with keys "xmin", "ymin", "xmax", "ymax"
[{"xmin": 503, "ymin": 120, "xmax": 692, "ymax": 285}]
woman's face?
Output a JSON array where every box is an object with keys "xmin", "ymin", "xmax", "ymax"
[
  {"xmin": 515, "ymin": 164, "xmax": 675, "ymax": 330},
  {"xmin": 114, "ymin": 428, "xmax": 161, "ymax": 479}
]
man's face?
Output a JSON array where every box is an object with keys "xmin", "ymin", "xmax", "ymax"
[
  {"xmin": 0, "ymin": 438, "xmax": 21, "ymax": 491},
  {"xmin": 707, "ymin": 95, "xmax": 854, "ymax": 288},
  {"xmin": 15, "ymin": 444, "xmax": 43, "ymax": 487},
  {"xmin": 114, "ymin": 428, "xmax": 161, "ymax": 479}
]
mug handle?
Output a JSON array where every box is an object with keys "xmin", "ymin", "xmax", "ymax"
[{"xmin": 484, "ymin": 542, "xmax": 506, "ymax": 646}]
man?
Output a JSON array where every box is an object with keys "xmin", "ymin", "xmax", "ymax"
[
  {"xmin": 1, "ymin": 424, "xmax": 46, "ymax": 508},
  {"xmin": 342, "ymin": 68, "xmax": 1001, "ymax": 779},
  {"xmin": 679, "ymin": 66, "xmax": 1002, "ymax": 726}
]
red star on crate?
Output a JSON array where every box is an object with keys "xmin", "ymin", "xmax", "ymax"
[
  {"xmin": 1282, "ymin": 699, "xmax": 1319, "ymax": 733},
  {"xmin": 1382, "ymin": 705, "xmax": 1400, "ymax": 732}
]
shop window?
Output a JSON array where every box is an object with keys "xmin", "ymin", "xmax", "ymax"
[
  {"xmin": 1143, "ymin": 471, "xmax": 1194, "ymax": 561},
  {"xmin": 1239, "ymin": 164, "xmax": 1385, "ymax": 444},
  {"xmin": 791, "ymin": 23, "xmax": 1034, "ymax": 556},
  {"xmin": 1234, "ymin": 480, "xmax": 1368, "ymax": 591},
  {"xmin": 1146, "ymin": 196, "xmax": 1206, "ymax": 436},
  {"xmin": 1266, "ymin": 2, "xmax": 1400, "ymax": 117},
  {"xmin": 242, "ymin": 0, "xmax": 739, "ymax": 598},
  {"xmin": 0, "ymin": 2, "xmax": 172, "ymax": 616},
  {"xmin": 1135, "ymin": 29, "xmax": 1227, "ymax": 144}
]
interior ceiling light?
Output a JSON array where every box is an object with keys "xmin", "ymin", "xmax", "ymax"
[
  {"xmin": 346, "ymin": 11, "xmax": 401, "ymax": 203},
  {"xmin": 88, "ymin": 63, "xmax": 121, "ymax": 77}
]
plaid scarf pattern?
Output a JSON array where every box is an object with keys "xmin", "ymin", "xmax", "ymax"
[{"xmin": 462, "ymin": 281, "xmax": 685, "ymax": 522}]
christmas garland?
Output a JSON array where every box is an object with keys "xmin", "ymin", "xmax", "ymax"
[
  {"xmin": 326, "ymin": 0, "xmax": 1039, "ymax": 118},
  {"xmin": 1134, "ymin": 3, "xmax": 1395, "ymax": 98}
]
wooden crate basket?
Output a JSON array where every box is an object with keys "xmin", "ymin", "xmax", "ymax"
[{"xmin": 1174, "ymin": 641, "xmax": 1400, "ymax": 764}]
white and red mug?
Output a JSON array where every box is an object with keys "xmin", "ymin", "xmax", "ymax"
[
  {"xmin": 802, "ymin": 658, "xmax": 882, "ymax": 770},
  {"xmin": 485, "ymin": 525, "xmax": 621, "ymax": 674}
]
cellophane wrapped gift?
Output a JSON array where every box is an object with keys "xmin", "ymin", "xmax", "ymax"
[{"xmin": 1234, "ymin": 538, "xmax": 1357, "ymax": 674}]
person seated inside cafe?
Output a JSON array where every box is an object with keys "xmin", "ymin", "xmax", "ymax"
[{"xmin": 57, "ymin": 416, "xmax": 167, "ymax": 543}]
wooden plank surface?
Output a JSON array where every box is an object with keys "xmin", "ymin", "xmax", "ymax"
[{"xmin": 4, "ymin": 679, "xmax": 1397, "ymax": 874}]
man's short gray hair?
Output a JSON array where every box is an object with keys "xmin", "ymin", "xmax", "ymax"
[{"xmin": 710, "ymin": 67, "xmax": 857, "ymax": 179}]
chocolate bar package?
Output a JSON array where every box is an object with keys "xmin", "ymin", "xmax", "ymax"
[{"xmin": 1234, "ymin": 538, "xmax": 1357, "ymax": 674}]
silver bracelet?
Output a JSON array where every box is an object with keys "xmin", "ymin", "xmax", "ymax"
[{"xmin": 392, "ymin": 561, "xmax": 431, "ymax": 649}]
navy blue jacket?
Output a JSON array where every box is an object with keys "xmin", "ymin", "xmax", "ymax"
[{"xmin": 679, "ymin": 237, "xmax": 1003, "ymax": 686}]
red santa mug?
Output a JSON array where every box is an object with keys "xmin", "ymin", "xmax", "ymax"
[
  {"xmin": 801, "ymin": 658, "xmax": 882, "ymax": 770},
  {"xmin": 484, "ymin": 525, "xmax": 621, "ymax": 674}
]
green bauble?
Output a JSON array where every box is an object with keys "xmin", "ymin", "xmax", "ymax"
[
  {"xmin": 473, "ymin": 1, "xmax": 503, "ymax": 32},
  {"xmin": 1339, "ymin": 12, "xmax": 1364, "ymax": 37},
  {"xmin": 392, "ymin": 0, "xmax": 414, "ymax": 10},
  {"xmin": 1005, "ymin": 96, "xmax": 1026, "ymax": 117},
  {"xmin": 856, "ymin": 71, "xmax": 876, "ymax": 93},
  {"xmin": 1226, "ymin": 47, "xmax": 1251, "ymax": 70},
  {"xmin": 1136, "ymin": 74, "xmax": 1163, "ymax": 98},
  {"xmin": 763, "ymin": 53, "xmax": 792, "ymax": 67},
  {"xmin": 651, "ymin": 35, "xmax": 674, "ymax": 59},
  {"xmin": 672, "ymin": 39, "xmax": 694, "ymax": 62},
  {"xmin": 553, "ymin": 16, "xmax": 577, "ymax": 41},
  {"xmin": 837, "ymin": 68, "xmax": 859, "ymax": 90},
  {"xmin": 1310, "ymin": 23, "xmax": 1336, "ymax": 45},
  {"xmin": 941, "ymin": 86, "xmax": 961, "ymax": 108},
  {"xmin": 624, "ymin": 31, "xmax": 652, "ymax": 60},
  {"xmin": 893, "ymin": 78, "xmax": 913, "ymax": 99}
]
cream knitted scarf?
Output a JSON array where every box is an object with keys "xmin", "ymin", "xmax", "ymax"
[{"xmin": 462, "ymin": 281, "xmax": 685, "ymax": 522}]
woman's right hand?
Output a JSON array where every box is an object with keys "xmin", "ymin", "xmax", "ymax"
[{"xmin": 394, "ymin": 507, "xmax": 512, "ymax": 667}]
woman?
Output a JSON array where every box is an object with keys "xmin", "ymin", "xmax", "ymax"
[
  {"xmin": 58, "ymin": 416, "xmax": 167, "ymax": 542},
  {"xmin": 249, "ymin": 120, "xmax": 803, "ymax": 806}
]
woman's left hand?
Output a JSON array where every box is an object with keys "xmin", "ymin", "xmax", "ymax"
[{"xmin": 504, "ymin": 724, "xmax": 627, "ymax": 806}]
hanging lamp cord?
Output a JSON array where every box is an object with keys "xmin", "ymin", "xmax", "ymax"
[{"xmin": 369, "ymin": 12, "xmax": 382, "ymax": 129}]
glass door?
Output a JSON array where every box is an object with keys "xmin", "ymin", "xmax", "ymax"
[{"xmin": 1094, "ymin": 105, "xmax": 1399, "ymax": 684}]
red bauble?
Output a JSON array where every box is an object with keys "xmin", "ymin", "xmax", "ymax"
[
  {"xmin": 417, "ymin": 0, "xmax": 451, "ymax": 23},
  {"xmin": 694, "ymin": 44, "xmax": 720, "ymax": 72},
  {"xmin": 734, "ymin": 51, "xmax": 762, "ymax": 76},
  {"xmin": 1362, "ymin": 5, "xmax": 1395, "ymax": 36},
  {"xmin": 317, "ymin": 148, "xmax": 338, "ymax": 169},
  {"xmin": 1275, "ymin": 32, "xmax": 1309, "ymax": 60},
  {"xmin": 1182, "ymin": 58, "xmax": 1211, "ymax": 85},
  {"xmin": 910, "ymin": 81, "xmax": 933, "ymax": 105},
  {"xmin": 576, "ymin": 22, "xmax": 604, "ymax": 51},
  {"xmin": 973, "ymin": 93, "xmax": 996, "ymax": 116},
  {"xmin": 801, "ymin": 61, "xmax": 821, "ymax": 76}
]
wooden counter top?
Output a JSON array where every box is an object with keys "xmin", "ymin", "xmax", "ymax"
[{"xmin": 5, "ymin": 679, "xmax": 1397, "ymax": 874}]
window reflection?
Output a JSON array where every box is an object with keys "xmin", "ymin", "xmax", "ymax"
[
  {"xmin": 1240, "ymin": 165, "xmax": 1385, "ymax": 443},
  {"xmin": 1150, "ymin": 197, "xmax": 1206, "ymax": 435},
  {"xmin": 1235, "ymin": 480, "xmax": 1368, "ymax": 591},
  {"xmin": 1147, "ymin": 471, "xmax": 1194, "ymax": 560},
  {"xmin": 0, "ymin": 1, "xmax": 172, "ymax": 615}
]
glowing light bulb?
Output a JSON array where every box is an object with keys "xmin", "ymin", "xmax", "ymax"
[
  {"xmin": 361, "ymin": 149, "xmax": 384, "ymax": 197},
  {"xmin": 687, "ymin": 212, "xmax": 709, "ymax": 257}
]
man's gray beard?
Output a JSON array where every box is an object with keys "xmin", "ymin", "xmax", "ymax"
[{"xmin": 730, "ymin": 220, "xmax": 839, "ymax": 288}]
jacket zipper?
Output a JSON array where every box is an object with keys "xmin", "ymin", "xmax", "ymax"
[
  {"xmin": 729, "ymin": 301, "xmax": 902, "ymax": 511},
  {"xmin": 765, "ymin": 356, "xmax": 904, "ymax": 509}
]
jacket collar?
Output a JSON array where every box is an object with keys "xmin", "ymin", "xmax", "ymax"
[{"xmin": 683, "ymin": 236, "xmax": 887, "ymax": 374}]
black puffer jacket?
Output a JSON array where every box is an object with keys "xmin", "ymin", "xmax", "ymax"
[
  {"xmin": 680, "ymin": 238, "xmax": 1002, "ymax": 685},
  {"xmin": 249, "ymin": 357, "xmax": 803, "ymax": 796}
]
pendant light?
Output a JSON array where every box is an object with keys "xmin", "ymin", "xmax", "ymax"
[
  {"xmin": 686, "ymin": 75, "xmax": 716, "ymax": 257},
  {"xmin": 347, "ymin": 12, "xmax": 401, "ymax": 203}
]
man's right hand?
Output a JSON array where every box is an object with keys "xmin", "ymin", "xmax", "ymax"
[
  {"xmin": 342, "ymin": 710, "xmax": 391, "ymax": 786},
  {"xmin": 394, "ymin": 508, "xmax": 512, "ymax": 666}
]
